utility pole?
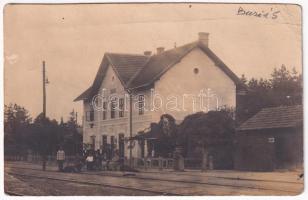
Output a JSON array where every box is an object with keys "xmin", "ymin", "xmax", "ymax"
[
  {"xmin": 42, "ymin": 60, "xmax": 49, "ymax": 171},
  {"xmin": 129, "ymin": 92, "xmax": 133, "ymax": 168},
  {"xmin": 42, "ymin": 61, "xmax": 49, "ymax": 118},
  {"xmin": 42, "ymin": 61, "xmax": 46, "ymax": 118}
]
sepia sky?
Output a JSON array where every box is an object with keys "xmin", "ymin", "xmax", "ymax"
[{"xmin": 4, "ymin": 3, "xmax": 302, "ymax": 123}]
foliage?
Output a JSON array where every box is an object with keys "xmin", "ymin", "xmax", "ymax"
[
  {"xmin": 150, "ymin": 114, "xmax": 178, "ymax": 157},
  {"xmin": 4, "ymin": 104, "xmax": 32, "ymax": 155},
  {"xmin": 177, "ymin": 110, "xmax": 235, "ymax": 169},
  {"xmin": 178, "ymin": 110, "xmax": 235, "ymax": 153},
  {"xmin": 237, "ymin": 65, "xmax": 302, "ymax": 124},
  {"xmin": 61, "ymin": 110, "xmax": 83, "ymax": 155},
  {"xmin": 4, "ymin": 105, "xmax": 82, "ymax": 156}
]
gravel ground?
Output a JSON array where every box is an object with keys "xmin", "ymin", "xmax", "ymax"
[
  {"xmin": 7, "ymin": 174, "xmax": 158, "ymax": 196},
  {"xmin": 4, "ymin": 173, "xmax": 45, "ymax": 196}
]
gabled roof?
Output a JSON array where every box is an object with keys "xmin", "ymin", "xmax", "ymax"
[
  {"xmin": 75, "ymin": 53, "xmax": 149, "ymax": 101},
  {"xmin": 74, "ymin": 86, "xmax": 92, "ymax": 101},
  {"xmin": 74, "ymin": 41, "xmax": 246, "ymax": 101},
  {"xmin": 128, "ymin": 42, "xmax": 197, "ymax": 88},
  {"xmin": 106, "ymin": 53, "xmax": 149, "ymax": 84},
  {"xmin": 237, "ymin": 105, "xmax": 303, "ymax": 131},
  {"xmin": 128, "ymin": 41, "xmax": 245, "ymax": 90}
]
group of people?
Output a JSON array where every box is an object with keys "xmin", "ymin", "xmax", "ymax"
[{"xmin": 55, "ymin": 147, "xmax": 122, "ymax": 172}]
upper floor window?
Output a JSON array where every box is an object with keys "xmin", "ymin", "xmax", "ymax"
[
  {"xmin": 110, "ymin": 98, "xmax": 117, "ymax": 119},
  {"xmin": 102, "ymin": 101, "xmax": 107, "ymax": 120},
  {"xmin": 119, "ymin": 98, "xmax": 124, "ymax": 118},
  {"xmin": 86, "ymin": 110, "xmax": 94, "ymax": 121},
  {"xmin": 138, "ymin": 95, "xmax": 145, "ymax": 115}
]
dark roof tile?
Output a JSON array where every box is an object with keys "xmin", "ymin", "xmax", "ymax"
[
  {"xmin": 237, "ymin": 105, "xmax": 303, "ymax": 131},
  {"xmin": 106, "ymin": 53, "xmax": 149, "ymax": 84},
  {"xmin": 74, "ymin": 86, "xmax": 92, "ymax": 101}
]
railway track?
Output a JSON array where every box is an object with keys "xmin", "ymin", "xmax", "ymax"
[
  {"xmin": 5, "ymin": 190, "xmax": 24, "ymax": 196},
  {"xmin": 8, "ymin": 162, "xmax": 302, "ymax": 184},
  {"xmin": 7, "ymin": 166, "xmax": 301, "ymax": 195},
  {"xmin": 8, "ymin": 171, "xmax": 179, "ymax": 196},
  {"xmin": 8, "ymin": 164, "xmax": 303, "ymax": 184}
]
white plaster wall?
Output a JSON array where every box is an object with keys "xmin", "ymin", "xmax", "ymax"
[
  {"xmin": 153, "ymin": 47, "xmax": 236, "ymax": 122},
  {"xmin": 83, "ymin": 64, "xmax": 153, "ymax": 158}
]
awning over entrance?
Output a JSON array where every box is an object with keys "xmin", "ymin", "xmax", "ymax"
[{"xmin": 131, "ymin": 123, "xmax": 161, "ymax": 140}]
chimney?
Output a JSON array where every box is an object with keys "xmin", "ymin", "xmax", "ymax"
[
  {"xmin": 156, "ymin": 47, "xmax": 165, "ymax": 54},
  {"xmin": 144, "ymin": 51, "xmax": 152, "ymax": 56},
  {"xmin": 198, "ymin": 32, "xmax": 209, "ymax": 46}
]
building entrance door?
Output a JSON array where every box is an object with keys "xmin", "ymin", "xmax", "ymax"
[{"xmin": 119, "ymin": 133, "xmax": 125, "ymax": 158}]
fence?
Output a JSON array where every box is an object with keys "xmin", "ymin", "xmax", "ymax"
[
  {"xmin": 130, "ymin": 158, "xmax": 174, "ymax": 170},
  {"xmin": 5, "ymin": 154, "xmax": 77, "ymax": 165},
  {"xmin": 5, "ymin": 154, "xmax": 204, "ymax": 170},
  {"xmin": 130, "ymin": 158, "xmax": 203, "ymax": 170}
]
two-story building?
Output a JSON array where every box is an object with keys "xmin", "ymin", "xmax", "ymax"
[{"xmin": 74, "ymin": 32, "xmax": 245, "ymax": 160}]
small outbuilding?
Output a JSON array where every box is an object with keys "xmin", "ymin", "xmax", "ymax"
[{"xmin": 234, "ymin": 105, "xmax": 303, "ymax": 171}]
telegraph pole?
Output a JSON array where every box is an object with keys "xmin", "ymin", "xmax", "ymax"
[
  {"xmin": 129, "ymin": 92, "xmax": 133, "ymax": 168},
  {"xmin": 42, "ymin": 60, "xmax": 49, "ymax": 171},
  {"xmin": 42, "ymin": 61, "xmax": 46, "ymax": 118},
  {"xmin": 42, "ymin": 61, "xmax": 49, "ymax": 118}
]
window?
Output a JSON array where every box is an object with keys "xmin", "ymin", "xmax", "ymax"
[
  {"xmin": 110, "ymin": 98, "xmax": 116, "ymax": 119},
  {"xmin": 111, "ymin": 136, "xmax": 115, "ymax": 157},
  {"xmin": 119, "ymin": 98, "xmax": 124, "ymax": 117},
  {"xmin": 86, "ymin": 110, "xmax": 94, "ymax": 121},
  {"xmin": 90, "ymin": 135, "xmax": 96, "ymax": 150},
  {"xmin": 138, "ymin": 95, "xmax": 145, "ymax": 115},
  {"xmin": 95, "ymin": 96, "xmax": 100, "ymax": 107},
  {"xmin": 102, "ymin": 135, "xmax": 107, "ymax": 150},
  {"xmin": 194, "ymin": 68, "xmax": 199, "ymax": 74},
  {"xmin": 102, "ymin": 101, "xmax": 107, "ymax": 120}
]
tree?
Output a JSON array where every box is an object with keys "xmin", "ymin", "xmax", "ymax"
[
  {"xmin": 61, "ymin": 110, "xmax": 83, "ymax": 155},
  {"xmin": 237, "ymin": 65, "xmax": 302, "ymax": 124},
  {"xmin": 4, "ymin": 104, "xmax": 83, "ymax": 157},
  {"xmin": 178, "ymin": 110, "xmax": 235, "ymax": 170},
  {"xmin": 270, "ymin": 65, "xmax": 302, "ymax": 106},
  {"xmin": 4, "ymin": 104, "xmax": 32, "ymax": 155},
  {"xmin": 153, "ymin": 114, "xmax": 178, "ymax": 157},
  {"xmin": 30, "ymin": 113, "xmax": 60, "ymax": 156}
]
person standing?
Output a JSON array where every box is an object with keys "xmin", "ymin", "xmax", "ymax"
[
  {"xmin": 56, "ymin": 147, "xmax": 65, "ymax": 172},
  {"xmin": 86, "ymin": 151, "xmax": 94, "ymax": 171}
]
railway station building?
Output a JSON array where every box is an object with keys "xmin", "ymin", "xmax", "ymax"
[{"xmin": 74, "ymin": 32, "xmax": 246, "ymax": 161}]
